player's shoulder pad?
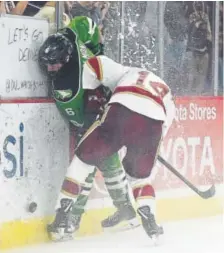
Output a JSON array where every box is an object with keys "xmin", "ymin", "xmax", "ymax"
[
  {"xmin": 86, "ymin": 56, "xmax": 104, "ymax": 82},
  {"xmin": 83, "ymin": 56, "xmax": 103, "ymax": 90}
]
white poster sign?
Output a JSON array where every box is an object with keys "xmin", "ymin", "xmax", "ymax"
[{"xmin": 0, "ymin": 15, "xmax": 49, "ymax": 98}]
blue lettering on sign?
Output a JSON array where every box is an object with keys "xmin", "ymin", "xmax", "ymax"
[
  {"xmin": 19, "ymin": 122, "xmax": 24, "ymax": 177},
  {"xmin": 3, "ymin": 123, "xmax": 24, "ymax": 178}
]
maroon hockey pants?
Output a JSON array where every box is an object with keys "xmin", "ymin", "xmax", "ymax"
[{"xmin": 76, "ymin": 103, "xmax": 163, "ymax": 178}]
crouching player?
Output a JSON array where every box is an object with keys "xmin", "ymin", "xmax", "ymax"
[{"xmin": 43, "ymin": 54, "xmax": 175, "ymax": 241}]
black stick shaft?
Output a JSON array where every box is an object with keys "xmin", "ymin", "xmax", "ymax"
[{"xmin": 157, "ymin": 155, "xmax": 215, "ymax": 198}]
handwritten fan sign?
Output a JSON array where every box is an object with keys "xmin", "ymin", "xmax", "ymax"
[{"xmin": 0, "ymin": 15, "xmax": 49, "ymax": 98}]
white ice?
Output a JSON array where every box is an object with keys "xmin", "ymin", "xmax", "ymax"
[{"xmin": 6, "ymin": 215, "xmax": 223, "ymax": 253}]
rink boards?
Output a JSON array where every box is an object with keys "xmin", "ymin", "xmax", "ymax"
[{"xmin": 0, "ymin": 97, "xmax": 223, "ymax": 250}]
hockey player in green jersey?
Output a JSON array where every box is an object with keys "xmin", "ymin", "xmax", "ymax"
[
  {"xmin": 39, "ymin": 16, "xmax": 106, "ymax": 130},
  {"xmin": 38, "ymin": 16, "xmax": 138, "ymax": 241},
  {"xmin": 39, "ymin": 16, "xmax": 164, "ymax": 242}
]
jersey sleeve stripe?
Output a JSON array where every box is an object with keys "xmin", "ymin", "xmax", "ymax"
[
  {"xmin": 87, "ymin": 57, "xmax": 103, "ymax": 81},
  {"xmin": 113, "ymin": 86, "xmax": 166, "ymax": 113}
]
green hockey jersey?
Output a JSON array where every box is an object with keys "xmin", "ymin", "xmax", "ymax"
[
  {"xmin": 52, "ymin": 16, "xmax": 102, "ymax": 129},
  {"xmin": 68, "ymin": 16, "xmax": 102, "ymax": 56}
]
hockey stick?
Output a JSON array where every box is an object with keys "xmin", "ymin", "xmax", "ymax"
[{"xmin": 157, "ymin": 155, "xmax": 216, "ymax": 199}]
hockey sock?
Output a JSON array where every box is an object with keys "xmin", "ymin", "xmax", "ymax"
[
  {"xmin": 72, "ymin": 167, "xmax": 97, "ymax": 216},
  {"xmin": 127, "ymin": 176, "xmax": 156, "ymax": 215},
  {"xmin": 133, "ymin": 184, "xmax": 156, "ymax": 215},
  {"xmin": 56, "ymin": 155, "xmax": 96, "ymax": 215},
  {"xmin": 100, "ymin": 153, "xmax": 131, "ymax": 207}
]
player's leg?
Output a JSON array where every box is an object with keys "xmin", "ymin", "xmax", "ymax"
[
  {"xmin": 48, "ymin": 104, "xmax": 135, "ymax": 240},
  {"xmin": 47, "ymin": 126, "xmax": 98, "ymax": 241},
  {"xmin": 101, "ymin": 111, "xmax": 163, "ymax": 238},
  {"xmin": 47, "ymin": 157, "xmax": 97, "ymax": 241},
  {"xmin": 77, "ymin": 104, "xmax": 138, "ymax": 227},
  {"xmin": 99, "ymin": 153, "xmax": 138, "ymax": 230},
  {"xmin": 100, "ymin": 147, "xmax": 138, "ymax": 231},
  {"xmin": 123, "ymin": 117, "xmax": 163, "ymax": 239},
  {"xmin": 101, "ymin": 176, "xmax": 160, "ymax": 233},
  {"xmin": 129, "ymin": 177, "xmax": 163, "ymax": 239}
]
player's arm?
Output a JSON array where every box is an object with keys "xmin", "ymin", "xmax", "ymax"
[
  {"xmin": 83, "ymin": 85, "xmax": 112, "ymax": 129},
  {"xmin": 82, "ymin": 55, "xmax": 128, "ymax": 91},
  {"xmin": 68, "ymin": 16, "xmax": 103, "ymax": 55}
]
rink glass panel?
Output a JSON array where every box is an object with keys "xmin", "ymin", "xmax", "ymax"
[{"xmin": 104, "ymin": 1, "xmax": 221, "ymax": 96}]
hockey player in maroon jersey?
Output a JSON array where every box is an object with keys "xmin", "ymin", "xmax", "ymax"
[{"xmin": 47, "ymin": 54, "xmax": 175, "ymax": 242}]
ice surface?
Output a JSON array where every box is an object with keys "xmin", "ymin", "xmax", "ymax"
[{"xmin": 6, "ymin": 215, "xmax": 223, "ymax": 253}]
